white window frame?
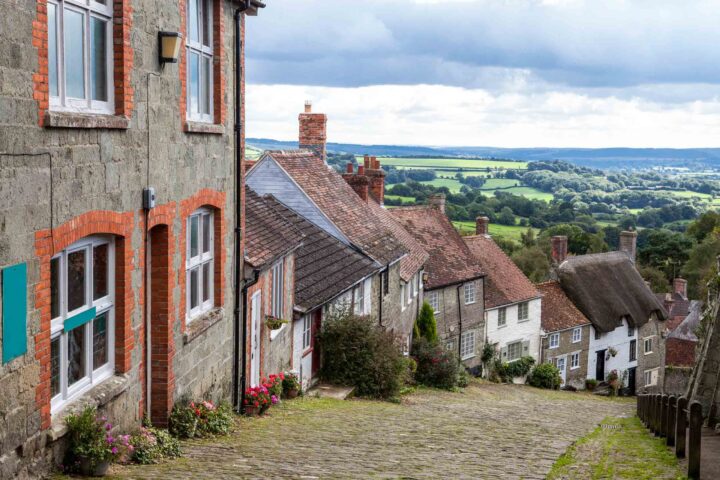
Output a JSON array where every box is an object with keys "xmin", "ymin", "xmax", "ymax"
[
  {"xmin": 497, "ymin": 307, "xmax": 507, "ymax": 328},
  {"xmin": 352, "ymin": 277, "xmax": 372, "ymax": 316},
  {"xmin": 549, "ymin": 333, "xmax": 559, "ymax": 349},
  {"xmin": 460, "ymin": 331, "xmax": 476, "ymax": 360},
  {"xmin": 269, "ymin": 259, "xmax": 286, "ymax": 340},
  {"xmin": 628, "ymin": 326, "xmax": 635, "ymax": 337},
  {"xmin": 507, "ymin": 340, "xmax": 523, "ymax": 362},
  {"xmin": 464, "ymin": 283, "xmax": 476, "ymax": 305},
  {"xmin": 186, "ymin": 208, "xmax": 214, "ymax": 322},
  {"xmin": 50, "ymin": 236, "xmax": 115, "ymax": 414},
  {"xmin": 644, "ymin": 368, "xmax": 658, "ymax": 386},
  {"xmin": 48, "ymin": 0, "xmax": 114, "ymax": 114},
  {"xmin": 413, "ymin": 273, "xmax": 419, "ymax": 297},
  {"xmin": 572, "ymin": 327, "xmax": 581, "ymax": 343},
  {"xmin": 301, "ymin": 314, "xmax": 312, "ymax": 351},
  {"xmin": 629, "ymin": 339, "xmax": 637, "ymax": 362},
  {"xmin": 644, "ymin": 336, "xmax": 654, "ymax": 355},
  {"xmin": 570, "ymin": 351, "xmax": 580, "ymax": 370},
  {"xmin": 186, "ymin": 0, "xmax": 214, "ymax": 123},
  {"xmin": 517, "ymin": 302, "xmax": 529, "ymax": 322},
  {"xmin": 445, "ymin": 340, "xmax": 454, "ymax": 352},
  {"xmin": 427, "ymin": 290, "xmax": 439, "ymax": 313}
]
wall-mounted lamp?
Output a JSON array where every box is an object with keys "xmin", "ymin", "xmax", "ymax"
[{"xmin": 158, "ymin": 32, "xmax": 182, "ymax": 64}]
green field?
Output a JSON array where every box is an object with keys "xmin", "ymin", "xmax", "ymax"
[
  {"xmin": 362, "ymin": 156, "xmax": 528, "ymax": 171},
  {"xmin": 420, "ymin": 178, "xmax": 465, "ymax": 193},
  {"xmin": 385, "ymin": 194, "xmax": 416, "ymax": 203},
  {"xmin": 453, "ymin": 221, "xmax": 537, "ymax": 241},
  {"xmin": 481, "ymin": 178, "xmax": 521, "ymax": 188}
]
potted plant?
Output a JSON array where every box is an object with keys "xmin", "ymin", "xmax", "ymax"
[
  {"xmin": 282, "ymin": 372, "xmax": 301, "ymax": 399},
  {"xmin": 265, "ymin": 315, "xmax": 288, "ymax": 331},
  {"xmin": 267, "ymin": 374, "xmax": 284, "ymax": 399},
  {"xmin": 608, "ymin": 347, "xmax": 618, "ymax": 357},
  {"xmin": 585, "ymin": 378, "xmax": 598, "ymax": 391},
  {"xmin": 607, "ymin": 369, "xmax": 621, "ymax": 396},
  {"xmin": 244, "ymin": 385, "xmax": 276, "ymax": 415},
  {"xmin": 65, "ymin": 407, "xmax": 123, "ymax": 476}
]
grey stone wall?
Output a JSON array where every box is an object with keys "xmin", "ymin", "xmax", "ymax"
[
  {"xmin": 637, "ymin": 317, "xmax": 666, "ymax": 394},
  {"xmin": 0, "ymin": 0, "xmax": 242, "ymax": 476},
  {"xmin": 379, "ymin": 263, "xmax": 421, "ymax": 346},
  {"xmin": 541, "ymin": 325, "xmax": 591, "ymax": 390},
  {"xmin": 664, "ymin": 367, "xmax": 692, "ymax": 396}
]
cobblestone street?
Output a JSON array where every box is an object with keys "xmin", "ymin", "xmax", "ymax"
[{"xmin": 112, "ymin": 382, "xmax": 634, "ymax": 479}]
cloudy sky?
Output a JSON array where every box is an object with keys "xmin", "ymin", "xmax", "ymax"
[{"xmin": 245, "ymin": 0, "xmax": 720, "ymax": 148}]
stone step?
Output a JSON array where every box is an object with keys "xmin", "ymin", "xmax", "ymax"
[{"xmin": 307, "ymin": 383, "xmax": 355, "ymax": 400}]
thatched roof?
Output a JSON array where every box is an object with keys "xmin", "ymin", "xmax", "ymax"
[{"xmin": 558, "ymin": 252, "xmax": 667, "ymax": 333}]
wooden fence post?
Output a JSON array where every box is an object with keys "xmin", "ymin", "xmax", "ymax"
[
  {"xmin": 660, "ymin": 394, "xmax": 668, "ymax": 438},
  {"xmin": 655, "ymin": 394, "xmax": 662, "ymax": 435},
  {"xmin": 709, "ymin": 403, "xmax": 718, "ymax": 430},
  {"xmin": 667, "ymin": 396, "xmax": 677, "ymax": 447},
  {"xmin": 676, "ymin": 396, "xmax": 687, "ymax": 459},
  {"xmin": 688, "ymin": 401, "xmax": 702, "ymax": 480}
]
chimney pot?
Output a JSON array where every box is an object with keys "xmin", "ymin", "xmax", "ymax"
[
  {"xmin": 428, "ymin": 193, "xmax": 446, "ymax": 213},
  {"xmin": 619, "ymin": 230, "xmax": 638, "ymax": 263},
  {"xmin": 551, "ymin": 236, "xmax": 568, "ymax": 265},
  {"xmin": 673, "ymin": 278, "xmax": 688, "ymax": 300},
  {"xmin": 346, "ymin": 163, "xmax": 353, "ymax": 173},
  {"xmin": 358, "ymin": 165, "xmax": 365, "ymax": 175},
  {"xmin": 304, "ymin": 101, "xmax": 312, "ymax": 113},
  {"xmin": 364, "ymin": 155, "xmax": 370, "ymax": 170},
  {"xmin": 476, "ymin": 216, "xmax": 490, "ymax": 235}
]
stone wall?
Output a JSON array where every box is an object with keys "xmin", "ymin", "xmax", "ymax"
[
  {"xmin": 637, "ymin": 316, "xmax": 667, "ymax": 394},
  {"xmin": 541, "ymin": 324, "xmax": 591, "ymax": 390},
  {"xmin": 379, "ymin": 263, "xmax": 421, "ymax": 349},
  {"xmin": 664, "ymin": 367, "xmax": 693, "ymax": 396}
]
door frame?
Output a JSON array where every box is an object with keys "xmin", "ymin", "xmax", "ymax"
[
  {"xmin": 595, "ymin": 349, "xmax": 606, "ymax": 382},
  {"xmin": 250, "ymin": 291, "xmax": 261, "ymax": 387},
  {"xmin": 556, "ymin": 355, "xmax": 567, "ymax": 385}
]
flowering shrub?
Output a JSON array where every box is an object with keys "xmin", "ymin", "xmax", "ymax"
[
  {"xmin": 129, "ymin": 427, "xmax": 181, "ymax": 464},
  {"xmin": 169, "ymin": 400, "xmax": 234, "ymax": 438},
  {"xmin": 412, "ymin": 337, "xmax": 463, "ymax": 390},
  {"xmin": 64, "ymin": 407, "xmax": 129, "ymax": 473},
  {"xmin": 244, "ymin": 384, "xmax": 275, "ymax": 412},
  {"xmin": 266, "ymin": 374, "xmax": 284, "ymax": 398},
  {"xmin": 282, "ymin": 372, "xmax": 301, "ymax": 396}
]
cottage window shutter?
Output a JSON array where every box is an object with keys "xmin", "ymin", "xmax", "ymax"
[
  {"xmin": 362, "ymin": 278, "xmax": 372, "ymax": 315},
  {"xmin": 2, "ymin": 263, "xmax": 28, "ymax": 364}
]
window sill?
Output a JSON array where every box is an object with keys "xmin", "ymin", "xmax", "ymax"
[
  {"xmin": 184, "ymin": 307, "xmax": 225, "ymax": 345},
  {"xmin": 44, "ymin": 111, "xmax": 129, "ymax": 129},
  {"xmin": 461, "ymin": 354, "xmax": 476, "ymax": 361},
  {"xmin": 185, "ymin": 121, "xmax": 224, "ymax": 135},
  {"xmin": 49, "ymin": 374, "xmax": 131, "ymax": 441},
  {"xmin": 517, "ymin": 319, "xmax": 529, "ymax": 323}
]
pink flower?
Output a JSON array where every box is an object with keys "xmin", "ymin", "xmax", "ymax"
[
  {"xmin": 271, "ymin": 395, "xmax": 278, "ymax": 405},
  {"xmin": 111, "ymin": 447, "xmax": 118, "ymax": 455}
]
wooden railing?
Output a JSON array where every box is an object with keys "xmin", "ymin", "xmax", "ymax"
[{"xmin": 637, "ymin": 393, "xmax": 703, "ymax": 479}]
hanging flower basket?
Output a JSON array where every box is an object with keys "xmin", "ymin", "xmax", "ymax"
[
  {"xmin": 265, "ymin": 315, "xmax": 288, "ymax": 330},
  {"xmin": 608, "ymin": 347, "xmax": 618, "ymax": 358}
]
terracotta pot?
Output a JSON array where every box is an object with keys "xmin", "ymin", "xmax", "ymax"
[
  {"xmin": 244, "ymin": 405, "xmax": 260, "ymax": 417},
  {"xmin": 285, "ymin": 389, "xmax": 299, "ymax": 399},
  {"xmin": 78, "ymin": 457, "xmax": 110, "ymax": 477}
]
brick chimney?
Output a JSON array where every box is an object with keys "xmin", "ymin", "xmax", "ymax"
[
  {"xmin": 551, "ymin": 236, "xmax": 568, "ymax": 265},
  {"xmin": 342, "ymin": 164, "xmax": 369, "ymax": 202},
  {"xmin": 428, "ymin": 193, "xmax": 446, "ymax": 213},
  {"xmin": 299, "ymin": 101, "xmax": 327, "ymax": 163},
  {"xmin": 673, "ymin": 278, "xmax": 688, "ymax": 300},
  {"xmin": 619, "ymin": 230, "xmax": 638, "ymax": 263},
  {"xmin": 365, "ymin": 155, "xmax": 386, "ymax": 205},
  {"xmin": 476, "ymin": 216, "xmax": 489, "ymax": 235}
]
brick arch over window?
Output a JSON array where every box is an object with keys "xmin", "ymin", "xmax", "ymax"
[
  {"xmin": 34, "ymin": 210, "xmax": 135, "ymax": 429},
  {"xmin": 32, "ymin": 0, "xmax": 134, "ymax": 125},
  {"xmin": 179, "ymin": 189, "xmax": 227, "ymax": 331}
]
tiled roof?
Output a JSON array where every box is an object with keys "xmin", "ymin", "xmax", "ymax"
[
  {"xmin": 244, "ymin": 188, "xmax": 303, "ymax": 268},
  {"xmin": 537, "ymin": 281, "xmax": 591, "ymax": 333},
  {"xmin": 269, "ymin": 198, "xmax": 381, "ymax": 312},
  {"xmin": 390, "ymin": 206, "xmax": 484, "ymax": 289},
  {"xmin": 265, "ymin": 150, "xmax": 407, "ymax": 266},
  {"xmin": 464, "ymin": 234, "xmax": 540, "ymax": 308},
  {"xmin": 655, "ymin": 293, "xmax": 692, "ymax": 331}
]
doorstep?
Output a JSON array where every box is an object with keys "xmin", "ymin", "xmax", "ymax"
[{"xmin": 306, "ymin": 384, "xmax": 355, "ymax": 400}]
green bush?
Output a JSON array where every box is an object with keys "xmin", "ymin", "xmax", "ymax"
[
  {"xmin": 527, "ymin": 362, "xmax": 562, "ymax": 389},
  {"xmin": 169, "ymin": 400, "xmax": 234, "ymax": 438},
  {"xmin": 490, "ymin": 355, "xmax": 535, "ymax": 383},
  {"xmin": 415, "ymin": 302, "xmax": 438, "ymax": 343},
  {"xmin": 457, "ymin": 367, "xmax": 471, "ymax": 388},
  {"xmin": 412, "ymin": 337, "xmax": 463, "ymax": 390},
  {"xmin": 130, "ymin": 427, "xmax": 181, "ymax": 464},
  {"xmin": 318, "ymin": 310, "xmax": 406, "ymax": 399}
]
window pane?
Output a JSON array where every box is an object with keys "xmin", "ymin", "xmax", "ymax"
[
  {"xmin": 51, "ymin": 257, "xmax": 60, "ymax": 319},
  {"xmin": 67, "ymin": 325, "xmax": 86, "ymax": 387},
  {"xmin": 189, "ymin": 52, "xmax": 200, "ymax": 114},
  {"xmin": 202, "ymin": 262, "xmax": 210, "ymax": 303},
  {"xmin": 188, "ymin": 0, "xmax": 199, "ymax": 42},
  {"xmin": 90, "ymin": 17, "xmax": 108, "ymax": 101},
  {"xmin": 93, "ymin": 312, "xmax": 108, "ymax": 368},
  {"xmin": 202, "ymin": 214, "xmax": 211, "ymax": 253},
  {"xmin": 190, "ymin": 268, "xmax": 199, "ymax": 309},
  {"xmin": 48, "ymin": 3, "xmax": 58, "ymax": 97},
  {"xmin": 190, "ymin": 215, "xmax": 199, "ymax": 258},
  {"xmin": 51, "ymin": 336, "xmax": 61, "ymax": 397},
  {"xmin": 202, "ymin": 56, "xmax": 211, "ymax": 115},
  {"xmin": 67, "ymin": 250, "xmax": 86, "ymax": 311},
  {"xmin": 202, "ymin": 0, "xmax": 211, "ymax": 47},
  {"xmin": 64, "ymin": 8, "xmax": 85, "ymax": 99},
  {"xmin": 93, "ymin": 243, "xmax": 108, "ymax": 300}
]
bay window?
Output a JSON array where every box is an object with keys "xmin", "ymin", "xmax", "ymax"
[
  {"xmin": 186, "ymin": 208, "xmax": 214, "ymax": 320},
  {"xmin": 48, "ymin": 0, "xmax": 114, "ymax": 113},
  {"xmin": 186, "ymin": 0, "xmax": 213, "ymax": 122},
  {"xmin": 50, "ymin": 236, "xmax": 114, "ymax": 413}
]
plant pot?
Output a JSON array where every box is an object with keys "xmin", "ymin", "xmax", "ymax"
[
  {"xmin": 259, "ymin": 404, "xmax": 270, "ymax": 415},
  {"xmin": 285, "ymin": 389, "xmax": 299, "ymax": 399},
  {"xmin": 78, "ymin": 457, "xmax": 110, "ymax": 477},
  {"xmin": 244, "ymin": 405, "xmax": 260, "ymax": 417}
]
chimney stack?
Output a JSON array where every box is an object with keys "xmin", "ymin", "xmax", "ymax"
[
  {"xmin": 476, "ymin": 216, "xmax": 490, "ymax": 235},
  {"xmin": 673, "ymin": 278, "xmax": 688, "ymax": 300},
  {"xmin": 299, "ymin": 101, "xmax": 327, "ymax": 163},
  {"xmin": 365, "ymin": 155, "xmax": 385, "ymax": 205},
  {"xmin": 619, "ymin": 230, "xmax": 638, "ymax": 263},
  {"xmin": 345, "ymin": 162, "xmax": 353, "ymax": 173},
  {"xmin": 428, "ymin": 193, "xmax": 446, "ymax": 213},
  {"xmin": 342, "ymin": 166, "xmax": 369, "ymax": 203},
  {"xmin": 551, "ymin": 236, "xmax": 568, "ymax": 265}
]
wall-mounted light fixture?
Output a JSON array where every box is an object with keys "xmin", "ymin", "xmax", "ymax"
[{"xmin": 158, "ymin": 32, "xmax": 182, "ymax": 64}]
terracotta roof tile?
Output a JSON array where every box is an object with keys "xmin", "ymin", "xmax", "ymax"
[
  {"xmin": 391, "ymin": 206, "xmax": 483, "ymax": 289},
  {"xmin": 244, "ymin": 188, "xmax": 303, "ymax": 268},
  {"xmin": 463, "ymin": 234, "xmax": 540, "ymax": 308},
  {"xmin": 537, "ymin": 281, "xmax": 591, "ymax": 332},
  {"xmin": 265, "ymin": 150, "xmax": 407, "ymax": 266}
]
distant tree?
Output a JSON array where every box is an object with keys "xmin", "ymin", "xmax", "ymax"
[
  {"xmin": 638, "ymin": 265, "xmax": 670, "ymax": 293},
  {"xmin": 494, "ymin": 237, "xmax": 518, "ymax": 256},
  {"xmin": 686, "ymin": 210, "xmax": 720, "ymax": 243},
  {"xmin": 520, "ymin": 228, "xmax": 537, "ymax": 248},
  {"xmin": 497, "ymin": 207, "xmax": 516, "ymax": 226},
  {"xmin": 511, "ymin": 246, "xmax": 551, "ymax": 283},
  {"xmin": 602, "ymin": 226, "xmax": 622, "ymax": 251},
  {"xmin": 415, "ymin": 302, "xmax": 438, "ymax": 344},
  {"xmin": 681, "ymin": 233, "xmax": 720, "ymax": 299},
  {"xmin": 637, "ymin": 229, "xmax": 694, "ymax": 278}
]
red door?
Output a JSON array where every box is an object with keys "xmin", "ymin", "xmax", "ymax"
[{"xmin": 311, "ymin": 309, "xmax": 322, "ymax": 376}]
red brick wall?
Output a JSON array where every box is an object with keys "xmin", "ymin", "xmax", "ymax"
[
  {"xmin": 32, "ymin": 0, "xmax": 134, "ymax": 125},
  {"xmin": 34, "ymin": 210, "xmax": 135, "ymax": 429},
  {"xmin": 665, "ymin": 337, "xmax": 696, "ymax": 367},
  {"xmin": 298, "ymin": 112, "xmax": 327, "ymax": 161}
]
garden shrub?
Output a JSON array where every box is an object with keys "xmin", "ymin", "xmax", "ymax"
[
  {"xmin": 527, "ymin": 362, "xmax": 562, "ymax": 389},
  {"xmin": 130, "ymin": 427, "xmax": 181, "ymax": 464},
  {"xmin": 412, "ymin": 337, "xmax": 463, "ymax": 390},
  {"xmin": 490, "ymin": 355, "xmax": 535, "ymax": 383},
  {"xmin": 169, "ymin": 400, "xmax": 234, "ymax": 438},
  {"xmin": 415, "ymin": 302, "xmax": 438, "ymax": 343},
  {"xmin": 318, "ymin": 310, "xmax": 406, "ymax": 399}
]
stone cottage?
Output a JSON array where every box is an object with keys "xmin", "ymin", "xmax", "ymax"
[
  {"xmin": 0, "ymin": 0, "xmax": 264, "ymax": 476},
  {"xmin": 391, "ymin": 196, "xmax": 485, "ymax": 370}
]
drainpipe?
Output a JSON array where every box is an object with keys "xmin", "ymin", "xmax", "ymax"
[
  {"xmin": 456, "ymin": 284, "xmax": 463, "ymax": 359},
  {"xmin": 378, "ymin": 268, "xmax": 384, "ymax": 327},
  {"xmin": 238, "ymin": 268, "xmax": 260, "ymax": 411}
]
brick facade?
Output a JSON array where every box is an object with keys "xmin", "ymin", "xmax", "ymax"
[{"xmin": 298, "ymin": 104, "xmax": 327, "ymax": 162}]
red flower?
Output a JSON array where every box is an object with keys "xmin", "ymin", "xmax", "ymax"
[{"xmin": 254, "ymin": 401, "xmax": 259, "ymax": 407}]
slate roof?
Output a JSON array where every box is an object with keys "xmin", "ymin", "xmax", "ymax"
[
  {"xmin": 558, "ymin": 251, "xmax": 668, "ymax": 333},
  {"xmin": 537, "ymin": 281, "xmax": 591, "ymax": 333},
  {"xmin": 390, "ymin": 206, "xmax": 484, "ymax": 289},
  {"xmin": 463, "ymin": 234, "xmax": 540, "ymax": 308},
  {"xmin": 666, "ymin": 300, "xmax": 703, "ymax": 367},
  {"xmin": 244, "ymin": 188, "xmax": 303, "ymax": 269},
  {"xmin": 668, "ymin": 300, "xmax": 703, "ymax": 342},
  {"xmin": 269, "ymin": 198, "xmax": 382, "ymax": 313},
  {"xmin": 655, "ymin": 292, "xmax": 692, "ymax": 331},
  {"xmin": 264, "ymin": 150, "xmax": 407, "ymax": 266}
]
